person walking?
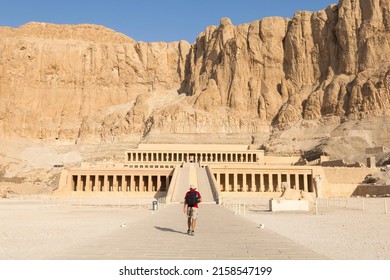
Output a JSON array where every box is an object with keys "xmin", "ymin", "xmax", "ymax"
[{"xmin": 183, "ymin": 185, "xmax": 202, "ymax": 236}]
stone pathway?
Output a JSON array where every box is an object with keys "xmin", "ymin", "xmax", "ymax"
[{"xmin": 53, "ymin": 204, "xmax": 326, "ymax": 260}]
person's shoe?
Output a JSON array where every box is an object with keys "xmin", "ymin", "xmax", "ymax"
[
  {"xmin": 190, "ymin": 231, "xmax": 195, "ymax": 236},
  {"xmin": 187, "ymin": 229, "xmax": 191, "ymax": 235}
]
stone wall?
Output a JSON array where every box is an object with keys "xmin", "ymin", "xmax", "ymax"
[
  {"xmin": 352, "ymin": 184, "xmax": 390, "ymax": 196},
  {"xmin": 321, "ymin": 167, "xmax": 377, "ymax": 197}
]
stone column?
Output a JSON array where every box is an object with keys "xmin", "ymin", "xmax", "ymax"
[
  {"xmin": 166, "ymin": 176, "xmax": 170, "ymax": 190},
  {"xmin": 243, "ymin": 173, "xmax": 247, "ymax": 192},
  {"xmin": 89, "ymin": 175, "xmax": 94, "ymax": 191},
  {"xmin": 117, "ymin": 176, "xmax": 121, "ymax": 192},
  {"xmin": 141, "ymin": 175, "xmax": 146, "ymax": 192},
  {"xmin": 286, "ymin": 173, "xmax": 291, "ymax": 189},
  {"xmin": 130, "ymin": 175, "xmax": 135, "ymax": 192},
  {"xmin": 260, "ymin": 174, "xmax": 265, "ymax": 192},
  {"xmin": 233, "ymin": 173, "xmax": 237, "ymax": 192},
  {"xmin": 157, "ymin": 175, "xmax": 161, "ymax": 191},
  {"xmin": 148, "ymin": 175, "xmax": 152, "ymax": 192},
  {"xmin": 269, "ymin": 173, "xmax": 274, "ymax": 192},
  {"xmin": 112, "ymin": 176, "xmax": 117, "ymax": 191},
  {"xmin": 102, "ymin": 175, "xmax": 108, "ymax": 192},
  {"xmin": 277, "ymin": 173, "xmax": 282, "ymax": 192},
  {"xmin": 121, "ymin": 176, "xmax": 125, "ymax": 192},
  {"xmin": 94, "ymin": 176, "xmax": 99, "ymax": 192},
  {"xmin": 295, "ymin": 174, "xmax": 299, "ymax": 190},
  {"xmin": 226, "ymin": 173, "xmax": 230, "ymax": 192},
  {"xmin": 75, "ymin": 175, "xmax": 81, "ymax": 192},
  {"xmin": 314, "ymin": 175, "xmax": 322, "ymax": 197},
  {"xmin": 251, "ymin": 173, "xmax": 256, "ymax": 192},
  {"xmin": 303, "ymin": 174, "xmax": 308, "ymax": 192},
  {"xmin": 126, "ymin": 176, "xmax": 130, "ymax": 192},
  {"xmin": 84, "ymin": 175, "xmax": 89, "ymax": 191}
]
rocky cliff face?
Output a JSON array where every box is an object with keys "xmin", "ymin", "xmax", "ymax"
[
  {"xmin": 0, "ymin": 22, "xmax": 190, "ymax": 141},
  {"xmin": 1, "ymin": 0, "xmax": 390, "ymax": 146},
  {"xmin": 179, "ymin": 0, "xmax": 390, "ymax": 130}
]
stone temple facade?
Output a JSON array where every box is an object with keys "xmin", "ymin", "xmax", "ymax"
[{"xmin": 57, "ymin": 144, "xmax": 377, "ymax": 201}]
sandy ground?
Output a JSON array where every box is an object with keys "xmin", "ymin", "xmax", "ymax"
[
  {"xmin": 1, "ymin": 196, "xmax": 390, "ymax": 260},
  {"xmin": 0, "ymin": 196, "xmax": 151, "ymax": 260},
  {"xmin": 244, "ymin": 203, "xmax": 390, "ymax": 260}
]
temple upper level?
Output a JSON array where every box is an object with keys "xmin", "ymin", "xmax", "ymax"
[{"xmin": 124, "ymin": 144, "xmax": 265, "ymax": 164}]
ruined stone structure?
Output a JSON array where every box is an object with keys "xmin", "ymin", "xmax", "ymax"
[{"xmin": 58, "ymin": 144, "xmax": 375, "ymax": 200}]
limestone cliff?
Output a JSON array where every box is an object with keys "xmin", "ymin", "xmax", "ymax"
[
  {"xmin": 1, "ymin": 0, "xmax": 390, "ymax": 145},
  {"xmin": 0, "ymin": 22, "xmax": 190, "ymax": 141},
  {"xmin": 180, "ymin": 0, "xmax": 390, "ymax": 129}
]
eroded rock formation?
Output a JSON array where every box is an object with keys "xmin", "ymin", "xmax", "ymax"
[
  {"xmin": 0, "ymin": 22, "xmax": 190, "ymax": 140},
  {"xmin": 1, "ymin": 0, "xmax": 390, "ymax": 144}
]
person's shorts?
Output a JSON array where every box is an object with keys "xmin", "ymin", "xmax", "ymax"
[{"xmin": 187, "ymin": 207, "xmax": 199, "ymax": 219}]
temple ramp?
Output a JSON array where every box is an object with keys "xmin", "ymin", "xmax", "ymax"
[
  {"xmin": 170, "ymin": 163, "xmax": 192, "ymax": 203},
  {"xmin": 169, "ymin": 163, "xmax": 217, "ymax": 204},
  {"xmin": 194, "ymin": 165, "xmax": 215, "ymax": 203}
]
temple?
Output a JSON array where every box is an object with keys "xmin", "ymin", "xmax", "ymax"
[{"xmin": 57, "ymin": 144, "xmax": 376, "ymax": 201}]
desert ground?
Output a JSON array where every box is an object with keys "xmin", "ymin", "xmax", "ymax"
[
  {"xmin": 242, "ymin": 198, "xmax": 390, "ymax": 259},
  {"xmin": 1, "ymin": 194, "xmax": 389, "ymax": 260}
]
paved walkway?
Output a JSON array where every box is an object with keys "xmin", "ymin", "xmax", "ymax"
[{"xmin": 53, "ymin": 204, "xmax": 326, "ymax": 260}]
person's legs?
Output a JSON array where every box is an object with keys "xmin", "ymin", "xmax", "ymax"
[
  {"xmin": 186, "ymin": 207, "xmax": 192, "ymax": 233},
  {"xmin": 190, "ymin": 208, "xmax": 199, "ymax": 235},
  {"xmin": 191, "ymin": 218, "xmax": 197, "ymax": 232},
  {"xmin": 187, "ymin": 217, "xmax": 191, "ymax": 232}
]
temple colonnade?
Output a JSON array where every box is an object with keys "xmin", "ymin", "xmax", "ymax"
[
  {"xmin": 125, "ymin": 151, "xmax": 261, "ymax": 164},
  {"xmin": 70, "ymin": 170, "xmax": 173, "ymax": 193},
  {"xmin": 68, "ymin": 168, "xmax": 314, "ymax": 194},
  {"xmin": 212, "ymin": 168, "xmax": 314, "ymax": 193}
]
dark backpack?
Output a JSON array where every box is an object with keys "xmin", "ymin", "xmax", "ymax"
[{"xmin": 186, "ymin": 191, "xmax": 198, "ymax": 207}]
